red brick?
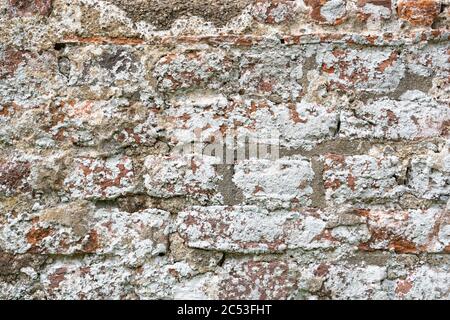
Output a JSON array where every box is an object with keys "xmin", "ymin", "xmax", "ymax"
[
  {"xmin": 304, "ymin": 0, "xmax": 347, "ymax": 25},
  {"xmin": 397, "ymin": 0, "xmax": 441, "ymax": 27},
  {"xmin": 0, "ymin": 47, "xmax": 25, "ymax": 79},
  {"xmin": 356, "ymin": 207, "xmax": 449, "ymax": 253}
]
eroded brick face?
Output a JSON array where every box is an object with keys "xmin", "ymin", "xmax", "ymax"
[
  {"xmin": 0, "ymin": 47, "xmax": 25, "ymax": 79},
  {"xmin": 357, "ymin": 0, "xmax": 392, "ymax": 21},
  {"xmin": 251, "ymin": 0, "xmax": 296, "ymax": 24},
  {"xmin": 143, "ymin": 155, "xmax": 222, "ymax": 204},
  {"xmin": 323, "ymin": 154, "xmax": 405, "ymax": 204},
  {"xmin": 233, "ymin": 156, "xmax": 315, "ymax": 208},
  {"xmin": 0, "ymin": 203, "xmax": 171, "ymax": 265},
  {"xmin": 64, "ymin": 155, "xmax": 135, "ymax": 200},
  {"xmin": 8, "ymin": 0, "xmax": 53, "ymax": 17},
  {"xmin": 0, "ymin": 158, "xmax": 31, "ymax": 196},
  {"xmin": 340, "ymin": 91, "xmax": 450, "ymax": 140},
  {"xmin": 397, "ymin": 0, "xmax": 441, "ymax": 27},
  {"xmin": 1, "ymin": 0, "xmax": 449, "ymax": 300},
  {"xmin": 357, "ymin": 207, "xmax": 449, "ymax": 253},
  {"xmin": 305, "ymin": 0, "xmax": 348, "ymax": 25},
  {"xmin": 177, "ymin": 206, "xmax": 369, "ymax": 253}
]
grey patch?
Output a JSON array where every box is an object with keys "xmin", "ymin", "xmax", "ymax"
[
  {"xmin": 358, "ymin": 72, "xmax": 434, "ymax": 103},
  {"xmin": 215, "ymin": 164, "xmax": 244, "ymax": 205},
  {"xmin": 146, "ymin": 196, "xmax": 193, "ymax": 214},
  {"xmin": 57, "ymin": 57, "xmax": 71, "ymax": 79},
  {"xmin": 107, "ymin": 0, "xmax": 254, "ymax": 29},
  {"xmin": 99, "ymin": 48, "xmax": 138, "ymax": 73},
  {"xmin": 426, "ymin": 254, "xmax": 450, "ymax": 267},
  {"xmin": 389, "ymin": 72, "xmax": 434, "ymax": 99},
  {"xmin": 345, "ymin": 251, "xmax": 392, "ymax": 267},
  {"xmin": 309, "ymin": 157, "xmax": 326, "ymax": 208},
  {"xmin": 300, "ymin": 55, "xmax": 317, "ymax": 96}
]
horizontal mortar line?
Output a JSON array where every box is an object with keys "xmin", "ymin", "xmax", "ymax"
[{"xmin": 61, "ymin": 29, "xmax": 450, "ymax": 47}]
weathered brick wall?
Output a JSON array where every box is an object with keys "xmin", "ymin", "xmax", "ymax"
[{"xmin": 0, "ymin": 0, "xmax": 449, "ymax": 299}]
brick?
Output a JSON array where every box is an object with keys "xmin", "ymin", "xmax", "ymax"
[
  {"xmin": 0, "ymin": 157, "xmax": 31, "ymax": 196},
  {"xmin": 42, "ymin": 99, "xmax": 159, "ymax": 148},
  {"xmin": 357, "ymin": 0, "xmax": 392, "ymax": 22},
  {"xmin": 356, "ymin": 207, "xmax": 449, "ymax": 253},
  {"xmin": 174, "ymin": 255, "xmax": 449, "ymax": 300},
  {"xmin": 358, "ymin": 0, "xmax": 392, "ymax": 8},
  {"xmin": 0, "ymin": 49, "xmax": 61, "ymax": 107},
  {"xmin": 154, "ymin": 50, "xmax": 233, "ymax": 93},
  {"xmin": 64, "ymin": 155, "xmax": 135, "ymax": 200},
  {"xmin": 0, "ymin": 202, "xmax": 171, "ymax": 264},
  {"xmin": 233, "ymin": 156, "xmax": 314, "ymax": 209},
  {"xmin": 0, "ymin": 47, "xmax": 25, "ymax": 79},
  {"xmin": 397, "ymin": 0, "xmax": 441, "ymax": 27},
  {"xmin": 169, "ymin": 233, "xmax": 224, "ymax": 274},
  {"xmin": 0, "ymin": 103, "xmax": 19, "ymax": 122},
  {"xmin": 0, "ymin": 104, "xmax": 41, "ymax": 147},
  {"xmin": 304, "ymin": 0, "xmax": 347, "ymax": 25},
  {"xmin": 405, "ymin": 44, "xmax": 450, "ymax": 78},
  {"xmin": 1, "ymin": 0, "xmax": 450, "ymax": 301},
  {"xmin": 164, "ymin": 97, "xmax": 338, "ymax": 150},
  {"xmin": 7, "ymin": 0, "xmax": 52, "ymax": 17},
  {"xmin": 317, "ymin": 46, "xmax": 404, "ymax": 92},
  {"xmin": 304, "ymin": 257, "xmax": 450, "ymax": 299},
  {"xmin": 41, "ymin": 257, "xmax": 133, "ymax": 300},
  {"xmin": 251, "ymin": 0, "xmax": 295, "ymax": 24},
  {"xmin": 408, "ymin": 148, "xmax": 450, "ymax": 201},
  {"xmin": 217, "ymin": 259, "xmax": 299, "ymax": 300},
  {"xmin": 133, "ymin": 258, "xmax": 200, "ymax": 300},
  {"xmin": 236, "ymin": 48, "xmax": 306, "ymax": 101},
  {"xmin": 154, "ymin": 46, "xmax": 313, "ymax": 102},
  {"xmin": 340, "ymin": 91, "xmax": 450, "ymax": 140},
  {"xmin": 177, "ymin": 206, "xmax": 369, "ymax": 253},
  {"xmin": 63, "ymin": 45, "xmax": 146, "ymax": 100},
  {"xmin": 324, "ymin": 264, "xmax": 388, "ymax": 299},
  {"xmin": 323, "ymin": 154, "xmax": 405, "ymax": 204},
  {"xmin": 390, "ymin": 265, "xmax": 450, "ymax": 299},
  {"xmin": 143, "ymin": 154, "xmax": 222, "ymax": 204}
]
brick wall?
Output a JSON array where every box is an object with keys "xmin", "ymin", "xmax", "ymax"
[{"xmin": 0, "ymin": 0, "xmax": 449, "ymax": 299}]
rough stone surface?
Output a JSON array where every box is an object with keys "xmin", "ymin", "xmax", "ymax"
[
  {"xmin": 0, "ymin": 0, "xmax": 449, "ymax": 300},
  {"xmin": 108, "ymin": 0, "xmax": 254, "ymax": 29}
]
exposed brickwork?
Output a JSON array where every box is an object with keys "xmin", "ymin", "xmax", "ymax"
[
  {"xmin": 397, "ymin": 0, "xmax": 441, "ymax": 27},
  {"xmin": 233, "ymin": 157, "xmax": 315, "ymax": 208},
  {"xmin": 178, "ymin": 206, "xmax": 369, "ymax": 253},
  {"xmin": 0, "ymin": 0, "xmax": 449, "ymax": 300},
  {"xmin": 64, "ymin": 155, "xmax": 135, "ymax": 200}
]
